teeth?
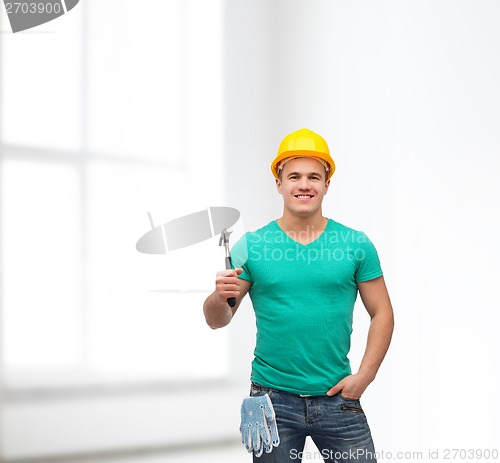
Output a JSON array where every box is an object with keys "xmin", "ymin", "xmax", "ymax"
[{"xmin": 297, "ymin": 195, "xmax": 312, "ymax": 198}]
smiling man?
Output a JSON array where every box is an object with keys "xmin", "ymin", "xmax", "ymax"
[{"xmin": 203, "ymin": 128, "xmax": 394, "ymax": 462}]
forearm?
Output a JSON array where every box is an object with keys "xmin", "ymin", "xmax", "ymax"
[
  {"xmin": 357, "ymin": 309, "xmax": 394, "ymax": 382},
  {"xmin": 203, "ymin": 291, "xmax": 233, "ymax": 329}
]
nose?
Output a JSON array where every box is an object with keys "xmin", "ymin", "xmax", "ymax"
[{"xmin": 297, "ymin": 176, "xmax": 311, "ymax": 189}]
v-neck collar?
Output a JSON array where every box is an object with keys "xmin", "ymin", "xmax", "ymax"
[{"xmin": 273, "ymin": 218, "xmax": 332, "ymax": 247}]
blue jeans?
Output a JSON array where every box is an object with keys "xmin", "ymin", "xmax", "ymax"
[{"xmin": 249, "ymin": 382, "xmax": 377, "ymax": 463}]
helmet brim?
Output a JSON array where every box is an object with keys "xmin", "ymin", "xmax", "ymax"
[{"xmin": 271, "ymin": 150, "xmax": 336, "ymax": 179}]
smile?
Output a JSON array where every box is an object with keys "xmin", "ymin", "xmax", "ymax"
[{"xmin": 294, "ymin": 195, "xmax": 314, "ymax": 199}]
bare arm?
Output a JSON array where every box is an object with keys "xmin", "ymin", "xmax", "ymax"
[
  {"xmin": 203, "ymin": 268, "xmax": 251, "ymax": 329},
  {"xmin": 327, "ymin": 275, "xmax": 394, "ymax": 398}
]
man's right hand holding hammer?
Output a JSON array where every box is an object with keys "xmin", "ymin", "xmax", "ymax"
[{"xmin": 203, "ymin": 268, "xmax": 250, "ymax": 329}]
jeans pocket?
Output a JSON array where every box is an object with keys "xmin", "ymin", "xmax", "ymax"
[
  {"xmin": 339, "ymin": 394, "xmax": 364, "ymax": 413},
  {"xmin": 339, "ymin": 392, "xmax": 361, "ymax": 401}
]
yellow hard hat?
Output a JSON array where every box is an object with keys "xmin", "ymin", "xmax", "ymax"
[{"xmin": 271, "ymin": 128, "xmax": 336, "ymax": 179}]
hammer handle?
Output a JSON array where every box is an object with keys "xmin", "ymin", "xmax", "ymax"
[{"xmin": 225, "ymin": 256, "xmax": 236, "ymax": 308}]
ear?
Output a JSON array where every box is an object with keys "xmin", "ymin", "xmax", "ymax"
[
  {"xmin": 275, "ymin": 177, "xmax": 282, "ymax": 194},
  {"xmin": 324, "ymin": 179, "xmax": 331, "ymax": 193}
]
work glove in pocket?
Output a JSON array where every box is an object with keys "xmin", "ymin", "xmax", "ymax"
[{"xmin": 239, "ymin": 394, "xmax": 280, "ymax": 457}]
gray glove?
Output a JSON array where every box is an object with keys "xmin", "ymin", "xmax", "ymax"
[{"xmin": 239, "ymin": 394, "xmax": 280, "ymax": 457}]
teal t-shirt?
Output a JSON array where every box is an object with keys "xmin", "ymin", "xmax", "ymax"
[{"xmin": 230, "ymin": 219, "xmax": 383, "ymax": 396}]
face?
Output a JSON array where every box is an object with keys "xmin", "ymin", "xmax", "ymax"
[{"xmin": 276, "ymin": 157, "xmax": 330, "ymax": 218}]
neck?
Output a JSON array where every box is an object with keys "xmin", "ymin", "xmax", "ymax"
[{"xmin": 277, "ymin": 212, "xmax": 327, "ymax": 235}]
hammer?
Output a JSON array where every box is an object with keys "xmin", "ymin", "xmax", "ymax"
[{"xmin": 219, "ymin": 228, "xmax": 236, "ymax": 307}]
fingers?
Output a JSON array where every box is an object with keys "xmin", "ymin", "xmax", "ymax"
[
  {"xmin": 326, "ymin": 379, "xmax": 344, "ymax": 396},
  {"xmin": 215, "ymin": 268, "xmax": 243, "ymax": 303},
  {"xmin": 216, "ymin": 268, "xmax": 243, "ymax": 279},
  {"xmin": 327, "ymin": 374, "xmax": 366, "ymax": 399},
  {"xmin": 326, "ymin": 385, "xmax": 340, "ymax": 396}
]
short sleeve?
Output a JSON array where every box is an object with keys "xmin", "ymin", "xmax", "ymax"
[
  {"xmin": 230, "ymin": 233, "xmax": 252, "ymax": 284},
  {"xmin": 354, "ymin": 233, "xmax": 383, "ymax": 283}
]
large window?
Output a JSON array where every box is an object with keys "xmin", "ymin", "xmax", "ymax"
[{"xmin": 0, "ymin": 0, "xmax": 227, "ymax": 388}]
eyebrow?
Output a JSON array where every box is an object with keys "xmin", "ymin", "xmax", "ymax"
[{"xmin": 287, "ymin": 171, "xmax": 323, "ymax": 177}]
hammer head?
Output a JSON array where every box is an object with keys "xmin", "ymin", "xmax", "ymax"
[{"xmin": 219, "ymin": 228, "xmax": 232, "ymax": 246}]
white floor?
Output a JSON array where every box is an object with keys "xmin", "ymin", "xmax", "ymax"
[
  {"xmin": 67, "ymin": 445, "xmax": 249, "ymax": 463},
  {"xmin": 32, "ymin": 439, "xmax": 324, "ymax": 463},
  {"xmin": 57, "ymin": 439, "xmax": 323, "ymax": 463}
]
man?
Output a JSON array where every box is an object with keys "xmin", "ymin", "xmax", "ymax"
[{"xmin": 203, "ymin": 128, "xmax": 394, "ymax": 462}]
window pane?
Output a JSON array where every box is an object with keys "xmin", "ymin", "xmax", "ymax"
[
  {"xmin": 86, "ymin": 0, "xmax": 183, "ymax": 161},
  {"xmin": 85, "ymin": 161, "xmax": 228, "ymax": 379},
  {"xmin": 184, "ymin": 0, "xmax": 224, "ymax": 202},
  {"xmin": 0, "ymin": 0, "xmax": 227, "ymax": 385},
  {"xmin": 1, "ymin": 160, "xmax": 81, "ymax": 369},
  {"xmin": 0, "ymin": 10, "xmax": 82, "ymax": 151}
]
